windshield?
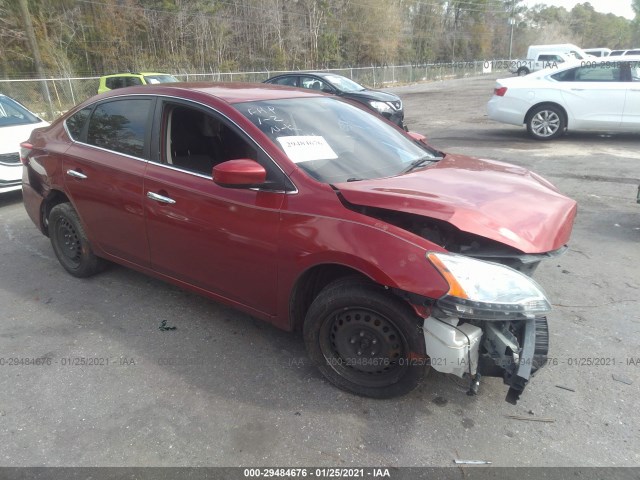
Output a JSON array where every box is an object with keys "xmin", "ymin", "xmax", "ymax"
[
  {"xmin": 236, "ymin": 97, "xmax": 439, "ymax": 183},
  {"xmin": 143, "ymin": 74, "xmax": 178, "ymax": 84},
  {"xmin": 0, "ymin": 96, "xmax": 40, "ymax": 127},
  {"xmin": 323, "ymin": 75, "xmax": 366, "ymax": 92}
]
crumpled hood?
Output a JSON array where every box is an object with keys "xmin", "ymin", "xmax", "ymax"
[{"xmin": 335, "ymin": 153, "xmax": 577, "ymax": 253}]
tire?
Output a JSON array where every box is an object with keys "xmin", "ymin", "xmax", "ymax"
[
  {"xmin": 303, "ymin": 277, "xmax": 427, "ymax": 398},
  {"xmin": 49, "ymin": 203, "xmax": 105, "ymax": 278},
  {"xmin": 517, "ymin": 67, "xmax": 529, "ymax": 76},
  {"xmin": 526, "ymin": 104, "xmax": 566, "ymax": 140}
]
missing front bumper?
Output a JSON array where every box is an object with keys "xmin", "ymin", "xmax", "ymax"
[{"xmin": 423, "ymin": 316, "xmax": 549, "ymax": 404}]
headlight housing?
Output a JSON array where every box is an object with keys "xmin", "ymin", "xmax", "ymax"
[
  {"xmin": 369, "ymin": 100, "xmax": 394, "ymax": 114},
  {"xmin": 427, "ymin": 252, "xmax": 551, "ymax": 320}
]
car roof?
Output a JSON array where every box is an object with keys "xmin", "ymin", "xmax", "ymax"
[
  {"xmin": 98, "ymin": 81, "xmax": 325, "ymax": 104},
  {"xmin": 101, "ymin": 72, "xmax": 171, "ymax": 78},
  {"xmin": 270, "ymin": 71, "xmax": 346, "ymax": 79}
]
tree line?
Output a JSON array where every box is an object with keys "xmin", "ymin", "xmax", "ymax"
[{"xmin": 1, "ymin": 0, "xmax": 638, "ymax": 80}]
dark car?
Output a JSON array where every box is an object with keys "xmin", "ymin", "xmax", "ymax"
[
  {"xmin": 21, "ymin": 83, "xmax": 576, "ymax": 403},
  {"xmin": 264, "ymin": 72, "xmax": 405, "ymax": 127}
]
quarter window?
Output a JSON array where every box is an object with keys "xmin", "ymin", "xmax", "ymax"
[
  {"xmin": 65, "ymin": 106, "xmax": 92, "ymax": 141},
  {"xmin": 86, "ymin": 99, "xmax": 152, "ymax": 157}
]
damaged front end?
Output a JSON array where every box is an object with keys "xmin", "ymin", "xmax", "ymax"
[{"xmin": 421, "ymin": 252, "xmax": 552, "ymax": 404}]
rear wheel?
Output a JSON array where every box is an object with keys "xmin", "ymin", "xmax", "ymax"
[
  {"xmin": 303, "ymin": 277, "xmax": 427, "ymax": 398},
  {"xmin": 49, "ymin": 203, "xmax": 105, "ymax": 278},
  {"xmin": 526, "ymin": 104, "xmax": 566, "ymax": 140},
  {"xmin": 517, "ymin": 67, "xmax": 530, "ymax": 76}
]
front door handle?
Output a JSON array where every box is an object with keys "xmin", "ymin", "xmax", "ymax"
[
  {"xmin": 66, "ymin": 169, "xmax": 87, "ymax": 179},
  {"xmin": 147, "ymin": 191, "xmax": 176, "ymax": 204}
]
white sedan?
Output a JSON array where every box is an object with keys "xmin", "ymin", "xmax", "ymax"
[
  {"xmin": 0, "ymin": 94, "xmax": 49, "ymax": 194},
  {"xmin": 487, "ymin": 56, "xmax": 640, "ymax": 140}
]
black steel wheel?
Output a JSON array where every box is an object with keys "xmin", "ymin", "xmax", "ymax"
[
  {"xmin": 304, "ymin": 277, "xmax": 427, "ymax": 398},
  {"xmin": 49, "ymin": 203, "xmax": 105, "ymax": 278}
]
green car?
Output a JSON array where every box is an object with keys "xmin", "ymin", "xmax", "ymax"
[{"xmin": 98, "ymin": 72, "xmax": 178, "ymax": 94}]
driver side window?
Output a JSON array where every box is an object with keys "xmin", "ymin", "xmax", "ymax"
[
  {"xmin": 160, "ymin": 102, "xmax": 292, "ymax": 190},
  {"xmin": 300, "ymin": 76, "xmax": 328, "ymax": 91},
  {"xmin": 163, "ymin": 104, "xmax": 257, "ymax": 176}
]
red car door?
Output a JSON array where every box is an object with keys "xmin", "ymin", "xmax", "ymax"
[
  {"xmin": 63, "ymin": 98, "xmax": 154, "ymax": 266},
  {"xmin": 143, "ymin": 101, "xmax": 285, "ymax": 316}
]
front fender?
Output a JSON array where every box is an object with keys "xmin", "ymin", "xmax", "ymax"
[{"xmin": 276, "ymin": 211, "xmax": 451, "ymax": 329}]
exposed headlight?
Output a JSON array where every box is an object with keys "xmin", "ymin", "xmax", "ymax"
[
  {"xmin": 427, "ymin": 252, "xmax": 551, "ymax": 320},
  {"xmin": 369, "ymin": 100, "xmax": 394, "ymax": 114}
]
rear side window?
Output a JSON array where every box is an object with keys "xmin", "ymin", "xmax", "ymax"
[
  {"xmin": 575, "ymin": 66, "xmax": 622, "ymax": 82},
  {"xmin": 105, "ymin": 77, "xmax": 125, "ymax": 90},
  {"xmin": 552, "ymin": 65, "xmax": 623, "ymax": 82},
  {"xmin": 65, "ymin": 106, "xmax": 92, "ymax": 141},
  {"xmin": 86, "ymin": 99, "xmax": 152, "ymax": 157}
]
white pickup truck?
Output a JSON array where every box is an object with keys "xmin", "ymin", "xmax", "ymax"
[{"xmin": 508, "ymin": 51, "xmax": 574, "ymax": 76}]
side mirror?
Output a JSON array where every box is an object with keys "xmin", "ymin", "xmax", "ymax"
[{"xmin": 212, "ymin": 159, "xmax": 267, "ymax": 188}]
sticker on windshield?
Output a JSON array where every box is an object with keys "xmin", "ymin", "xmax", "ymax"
[{"xmin": 276, "ymin": 136, "xmax": 338, "ymax": 163}]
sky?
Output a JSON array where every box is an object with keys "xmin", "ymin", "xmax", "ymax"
[{"xmin": 521, "ymin": 0, "xmax": 635, "ymax": 19}]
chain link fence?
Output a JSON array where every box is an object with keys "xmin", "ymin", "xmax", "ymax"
[{"xmin": 0, "ymin": 61, "xmax": 507, "ymax": 122}]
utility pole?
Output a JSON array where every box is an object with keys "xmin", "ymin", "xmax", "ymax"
[
  {"xmin": 508, "ymin": 17, "xmax": 515, "ymax": 60},
  {"xmin": 18, "ymin": 0, "xmax": 54, "ymax": 120}
]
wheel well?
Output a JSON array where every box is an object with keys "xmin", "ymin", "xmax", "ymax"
[
  {"xmin": 524, "ymin": 102, "xmax": 568, "ymax": 128},
  {"xmin": 289, "ymin": 265, "xmax": 371, "ymax": 332},
  {"xmin": 41, "ymin": 190, "xmax": 70, "ymax": 236}
]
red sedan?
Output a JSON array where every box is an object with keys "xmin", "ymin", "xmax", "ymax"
[{"xmin": 20, "ymin": 83, "xmax": 576, "ymax": 403}]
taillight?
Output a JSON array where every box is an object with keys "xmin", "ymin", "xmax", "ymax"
[
  {"xmin": 494, "ymin": 86, "xmax": 508, "ymax": 97},
  {"xmin": 19, "ymin": 142, "xmax": 33, "ymax": 166}
]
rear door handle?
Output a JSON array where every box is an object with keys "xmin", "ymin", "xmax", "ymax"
[
  {"xmin": 570, "ymin": 88, "xmax": 586, "ymax": 91},
  {"xmin": 147, "ymin": 191, "xmax": 176, "ymax": 204},
  {"xmin": 66, "ymin": 169, "xmax": 87, "ymax": 179}
]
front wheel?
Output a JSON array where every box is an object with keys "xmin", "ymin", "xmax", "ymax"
[
  {"xmin": 49, "ymin": 203, "xmax": 105, "ymax": 278},
  {"xmin": 526, "ymin": 104, "xmax": 566, "ymax": 140},
  {"xmin": 303, "ymin": 277, "xmax": 427, "ymax": 398}
]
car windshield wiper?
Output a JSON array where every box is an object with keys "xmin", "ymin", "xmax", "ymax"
[{"xmin": 401, "ymin": 155, "xmax": 442, "ymax": 174}]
